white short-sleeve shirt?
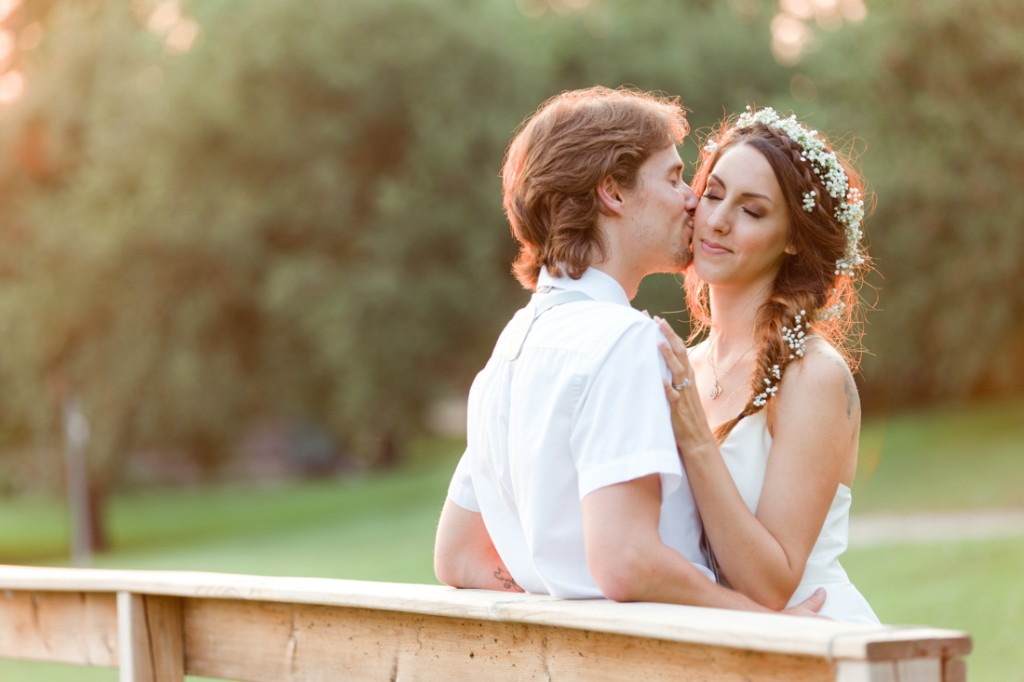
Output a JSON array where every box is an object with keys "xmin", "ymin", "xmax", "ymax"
[{"xmin": 447, "ymin": 267, "xmax": 712, "ymax": 597}]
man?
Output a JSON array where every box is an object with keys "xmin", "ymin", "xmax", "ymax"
[{"xmin": 434, "ymin": 87, "xmax": 821, "ymax": 612}]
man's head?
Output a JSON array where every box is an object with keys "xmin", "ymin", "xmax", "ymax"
[{"xmin": 501, "ymin": 87, "xmax": 691, "ymax": 291}]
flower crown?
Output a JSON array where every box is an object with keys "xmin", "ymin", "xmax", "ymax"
[{"xmin": 705, "ymin": 106, "xmax": 865, "ymax": 277}]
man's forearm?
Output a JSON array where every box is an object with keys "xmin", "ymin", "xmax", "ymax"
[
  {"xmin": 634, "ymin": 544, "xmax": 770, "ymax": 611},
  {"xmin": 448, "ymin": 561, "xmax": 524, "ymax": 592},
  {"xmin": 583, "ymin": 475, "xmax": 772, "ymax": 611},
  {"xmin": 434, "ymin": 499, "xmax": 524, "ymax": 592}
]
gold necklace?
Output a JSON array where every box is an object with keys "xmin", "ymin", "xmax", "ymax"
[{"xmin": 707, "ymin": 335, "xmax": 754, "ymax": 400}]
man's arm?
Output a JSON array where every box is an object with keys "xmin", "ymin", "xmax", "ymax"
[
  {"xmin": 584, "ymin": 474, "xmax": 794, "ymax": 611},
  {"xmin": 434, "ymin": 499, "xmax": 524, "ymax": 592}
]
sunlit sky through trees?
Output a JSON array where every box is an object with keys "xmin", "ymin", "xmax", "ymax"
[
  {"xmin": 0, "ymin": 0, "xmax": 204, "ymax": 105},
  {"xmin": 0, "ymin": 0, "xmax": 867, "ymax": 107},
  {"xmin": 512, "ymin": 0, "xmax": 867, "ymax": 66}
]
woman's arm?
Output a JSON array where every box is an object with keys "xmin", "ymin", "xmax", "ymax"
[
  {"xmin": 583, "ymin": 473, "xmax": 788, "ymax": 611},
  {"xmin": 434, "ymin": 499, "xmax": 524, "ymax": 592},
  {"xmin": 656, "ymin": 320, "xmax": 857, "ymax": 609}
]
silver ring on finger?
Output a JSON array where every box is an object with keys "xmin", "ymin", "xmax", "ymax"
[{"xmin": 672, "ymin": 378, "xmax": 692, "ymax": 390}]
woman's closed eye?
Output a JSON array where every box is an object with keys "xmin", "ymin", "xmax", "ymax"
[{"xmin": 702, "ymin": 192, "xmax": 761, "ymax": 218}]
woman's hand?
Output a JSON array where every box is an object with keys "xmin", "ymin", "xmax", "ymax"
[
  {"xmin": 782, "ymin": 587, "xmax": 829, "ymax": 619},
  {"xmin": 653, "ymin": 317, "xmax": 717, "ymax": 457}
]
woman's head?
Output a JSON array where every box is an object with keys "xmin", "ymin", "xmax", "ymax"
[
  {"xmin": 685, "ymin": 107, "xmax": 871, "ymax": 436},
  {"xmin": 691, "ymin": 142, "xmax": 796, "ymax": 293},
  {"xmin": 502, "ymin": 86, "xmax": 689, "ymax": 290}
]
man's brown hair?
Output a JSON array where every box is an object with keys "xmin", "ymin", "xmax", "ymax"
[{"xmin": 501, "ymin": 87, "xmax": 689, "ymax": 290}]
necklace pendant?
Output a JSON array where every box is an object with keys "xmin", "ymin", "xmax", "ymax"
[{"xmin": 709, "ymin": 382, "xmax": 722, "ymax": 400}]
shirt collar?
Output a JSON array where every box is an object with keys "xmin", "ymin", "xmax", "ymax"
[{"xmin": 536, "ymin": 267, "xmax": 631, "ymax": 307}]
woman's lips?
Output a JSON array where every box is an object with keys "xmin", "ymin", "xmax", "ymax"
[{"xmin": 700, "ymin": 239, "xmax": 731, "ymax": 255}]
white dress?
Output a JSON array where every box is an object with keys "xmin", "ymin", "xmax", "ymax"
[{"xmin": 717, "ymin": 410, "xmax": 879, "ymax": 623}]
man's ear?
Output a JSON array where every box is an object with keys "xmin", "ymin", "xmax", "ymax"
[{"xmin": 596, "ymin": 175, "xmax": 625, "ymax": 216}]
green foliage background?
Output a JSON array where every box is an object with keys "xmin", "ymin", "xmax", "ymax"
[
  {"xmin": 0, "ymin": 0, "xmax": 1020, "ymax": 495},
  {"xmin": 803, "ymin": 0, "xmax": 1024, "ymax": 407}
]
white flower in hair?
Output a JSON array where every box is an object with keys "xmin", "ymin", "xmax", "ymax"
[
  {"xmin": 802, "ymin": 190, "xmax": 816, "ymax": 213},
  {"xmin": 752, "ymin": 310, "xmax": 808, "ymax": 407},
  {"xmin": 734, "ymin": 106, "xmax": 864, "ymax": 278},
  {"xmin": 813, "ymin": 289, "xmax": 847, "ymax": 322}
]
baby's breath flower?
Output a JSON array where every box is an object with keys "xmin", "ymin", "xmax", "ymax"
[
  {"xmin": 735, "ymin": 107, "xmax": 864, "ymax": 280},
  {"xmin": 802, "ymin": 190, "xmax": 816, "ymax": 213},
  {"xmin": 752, "ymin": 312, "xmax": 808, "ymax": 407}
]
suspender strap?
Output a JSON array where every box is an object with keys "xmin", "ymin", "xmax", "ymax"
[{"xmin": 507, "ymin": 290, "xmax": 592, "ymax": 361}]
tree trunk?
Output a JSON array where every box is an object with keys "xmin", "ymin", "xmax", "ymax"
[
  {"xmin": 86, "ymin": 481, "xmax": 110, "ymax": 553},
  {"xmin": 375, "ymin": 433, "xmax": 399, "ymax": 470}
]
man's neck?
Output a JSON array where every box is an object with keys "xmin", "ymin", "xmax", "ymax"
[{"xmin": 587, "ymin": 260, "xmax": 643, "ymax": 301}]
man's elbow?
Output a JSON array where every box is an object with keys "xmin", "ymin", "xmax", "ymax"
[
  {"xmin": 434, "ymin": 562, "xmax": 454, "ymax": 588},
  {"xmin": 596, "ymin": 574, "xmax": 643, "ymax": 603},
  {"xmin": 589, "ymin": 549, "xmax": 650, "ymax": 602},
  {"xmin": 434, "ymin": 551, "xmax": 466, "ymax": 588}
]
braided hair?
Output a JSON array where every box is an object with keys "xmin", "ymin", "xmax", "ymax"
[{"xmin": 685, "ymin": 116, "xmax": 871, "ymax": 442}]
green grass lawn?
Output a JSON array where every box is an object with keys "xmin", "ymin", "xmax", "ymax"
[
  {"xmin": 853, "ymin": 395, "xmax": 1024, "ymax": 513},
  {"xmin": 0, "ymin": 398, "xmax": 1021, "ymax": 681},
  {"xmin": 844, "ymin": 536, "xmax": 1024, "ymax": 682}
]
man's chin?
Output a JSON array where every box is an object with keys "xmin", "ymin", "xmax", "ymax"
[{"xmin": 651, "ymin": 249, "xmax": 693, "ymax": 276}]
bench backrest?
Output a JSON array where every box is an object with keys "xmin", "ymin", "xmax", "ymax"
[{"xmin": 0, "ymin": 565, "xmax": 970, "ymax": 681}]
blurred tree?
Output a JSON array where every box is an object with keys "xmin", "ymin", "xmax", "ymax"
[
  {"xmin": 0, "ymin": 1, "xmax": 168, "ymax": 552},
  {"xmin": 0, "ymin": 0, "xmax": 796, "ymax": 526},
  {"xmin": 0, "ymin": 0, "xmax": 542, "ymax": 549},
  {"xmin": 6, "ymin": 0, "xmax": 1015, "ymax": 557},
  {"xmin": 800, "ymin": 0, "xmax": 1024, "ymax": 406}
]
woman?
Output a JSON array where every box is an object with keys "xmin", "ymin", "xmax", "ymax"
[{"xmin": 655, "ymin": 107, "xmax": 878, "ymax": 623}]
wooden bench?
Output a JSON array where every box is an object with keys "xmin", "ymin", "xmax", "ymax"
[{"xmin": 0, "ymin": 565, "xmax": 970, "ymax": 681}]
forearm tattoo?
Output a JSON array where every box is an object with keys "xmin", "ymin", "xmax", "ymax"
[{"xmin": 493, "ymin": 567, "xmax": 521, "ymax": 591}]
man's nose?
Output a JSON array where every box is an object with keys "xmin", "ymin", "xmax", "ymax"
[{"xmin": 681, "ymin": 185, "xmax": 698, "ymax": 213}]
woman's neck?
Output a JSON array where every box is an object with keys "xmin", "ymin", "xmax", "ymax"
[{"xmin": 707, "ymin": 281, "xmax": 772, "ymax": 356}]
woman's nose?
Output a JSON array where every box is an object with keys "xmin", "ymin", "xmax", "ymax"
[{"xmin": 707, "ymin": 203, "xmax": 729, "ymax": 233}]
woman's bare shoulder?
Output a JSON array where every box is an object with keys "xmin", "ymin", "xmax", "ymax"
[{"xmin": 777, "ymin": 337, "xmax": 860, "ymax": 421}]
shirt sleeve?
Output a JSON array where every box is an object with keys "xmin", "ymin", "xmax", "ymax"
[
  {"xmin": 446, "ymin": 451, "xmax": 481, "ymax": 512},
  {"xmin": 571, "ymin": 317, "xmax": 683, "ymax": 501}
]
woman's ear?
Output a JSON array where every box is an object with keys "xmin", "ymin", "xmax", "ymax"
[
  {"xmin": 596, "ymin": 175, "xmax": 625, "ymax": 216},
  {"xmin": 784, "ymin": 243, "xmax": 799, "ymax": 255}
]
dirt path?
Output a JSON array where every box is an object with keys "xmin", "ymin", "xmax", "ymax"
[{"xmin": 849, "ymin": 508, "xmax": 1024, "ymax": 548}]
